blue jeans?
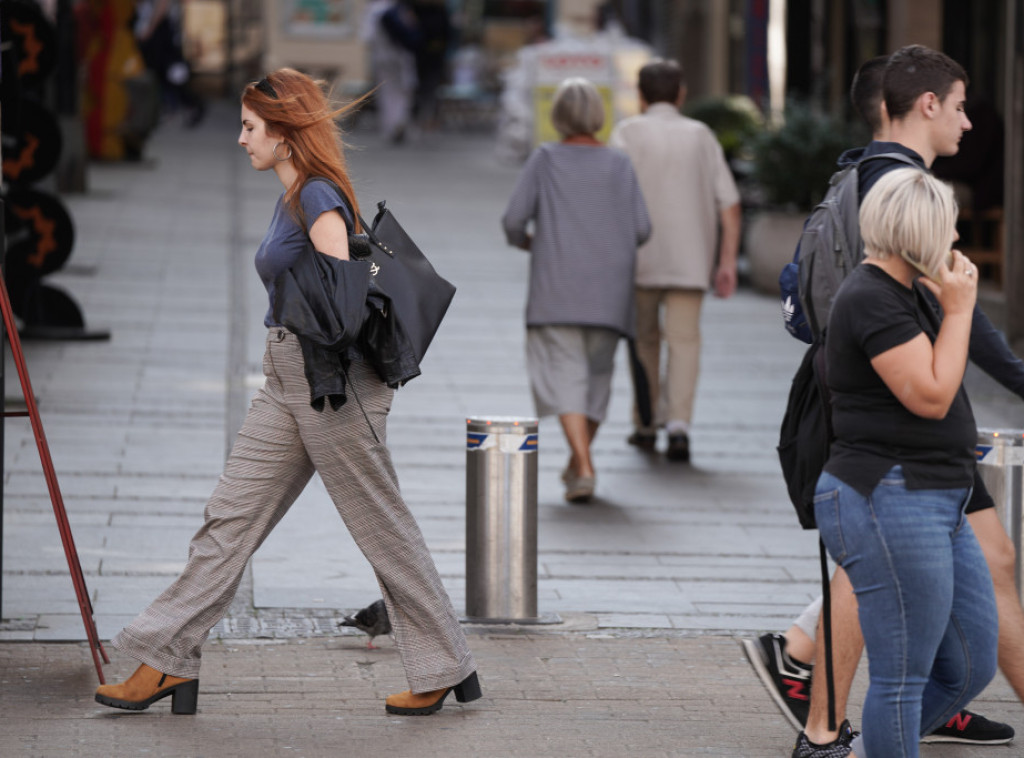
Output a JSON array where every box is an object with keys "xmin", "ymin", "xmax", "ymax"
[{"xmin": 814, "ymin": 467, "xmax": 997, "ymax": 758}]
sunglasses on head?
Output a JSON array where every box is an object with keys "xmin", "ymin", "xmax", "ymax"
[{"xmin": 254, "ymin": 78, "xmax": 278, "ymax": 99}]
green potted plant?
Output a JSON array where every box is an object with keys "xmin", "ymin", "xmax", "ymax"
[
  {"xmin": 744, "ymin": 101, "xmax": 867, "ymax": 293},
  {"xmin": 684, "ymin": 94, "xmax": 764, "ymax": 163}
]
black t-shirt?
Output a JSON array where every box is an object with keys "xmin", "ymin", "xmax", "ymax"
[{"xmin": 824, "ymin": 264, "xmax": 976, "ymax": 495}]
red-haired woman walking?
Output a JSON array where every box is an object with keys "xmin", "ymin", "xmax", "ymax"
[{"xmin": 94, "ymin": 68, "xmax": 480, "ymax": 717}]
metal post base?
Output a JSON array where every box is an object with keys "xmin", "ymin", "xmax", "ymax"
[{"xmin": 460, "ymin": 612, "xmax": 563, "ymax": 626}]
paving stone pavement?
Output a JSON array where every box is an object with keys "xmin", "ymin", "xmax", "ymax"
[
  {"xmin": 1, "ymin": 103, "xmax": 1022, "ymax": 756},
  {"xmin": 1, "ymin": 634, "xmax": 1020, "ymax": 758}
]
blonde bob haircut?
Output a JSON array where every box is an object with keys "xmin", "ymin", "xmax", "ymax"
[
  {"xmin": 550, "ymin": 77, "xmax": 605, "ymax": 138},
  {"xmin": 859, "ymin": 168, "xmax": 958, "ymax": 277}
]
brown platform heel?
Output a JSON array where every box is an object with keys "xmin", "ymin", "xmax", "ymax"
[
  {"xmin": 95, "ymin": 663, "xmax": 199, "ymax": 714},
  {"xmin": 385, "ymin": 671, "xmax": 482, "ymax": 715}
]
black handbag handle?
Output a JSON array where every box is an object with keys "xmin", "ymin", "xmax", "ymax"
[
  {"xmin": 352, "ymin": 202, "xmax": 395, "ymax": 259},
  {"xmin": 303, "ymin": 177, "xmax": 394, "ymax": 260}
]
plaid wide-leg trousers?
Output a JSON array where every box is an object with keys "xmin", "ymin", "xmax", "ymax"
[{"xmin": 113, "ymin": 329, "xmax": 476, "ymax": 693}]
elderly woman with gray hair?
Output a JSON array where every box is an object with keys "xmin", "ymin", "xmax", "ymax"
[{"xmin": 502, "ymin": 77, "xmax": 651, "ymax": 503}]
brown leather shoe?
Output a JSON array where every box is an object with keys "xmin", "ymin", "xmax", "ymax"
[
  {"xmin": 385, "ymin": 671, "xmax": 481, "ymax": 715},
  {"xmin": 95, "ymin": 663, "xmax": 198, "ymax": 714}
]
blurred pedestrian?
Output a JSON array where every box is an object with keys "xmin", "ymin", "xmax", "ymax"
[
  {"xmin": 502, "ymin": 77, "xmax": 651, "ymax": 503},
  {"xmin": 94, "ymin": 68, "xmax": 480, "ymax": 717},
  {"xmin": 412, "ymin": 0, "xmax": 452, "ymax": 132},
  {"xmin": 362, "ymin": 0, "xmax": 419, "ymax": 143},
  {"xmin": 134, "ymin": 0, "xmax": 206, "ymax": 127},
  {"xmin": 610, "ymin": 59, "xmax": 741, "ymax": 462}
]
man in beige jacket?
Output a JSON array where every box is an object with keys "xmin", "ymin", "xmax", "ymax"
[{"xmin": 610, "ymin": 59, "xmax": 741, "ymax": 461}]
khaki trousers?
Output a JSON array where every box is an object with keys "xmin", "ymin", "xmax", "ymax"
[
  {"xmin": 113, "ymin": 330, "xmax": 475, "ymax": 693},
  {"xmin": 632, "ymin": 287, "xmax": 704, "ymax": 430}
]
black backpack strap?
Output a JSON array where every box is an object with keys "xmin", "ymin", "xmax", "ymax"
[
  {"xmin": 812, "ymin": 339, "xmax": 833, "ymax": 440},
  {"xmin": 856, "ymin": 151, "xmax": 921, "ymax": 169},
  {"xmin": 819, "ymin": 537, "xmax": 836, "ymax": 733},
  {"xmin": 814, "ymin": 331, "xmax": 836, "ymax": 731}
]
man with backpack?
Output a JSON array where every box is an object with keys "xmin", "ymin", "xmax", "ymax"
[{"xmin": 744, "ymin": 46, "xmax": 1024, "ymax": 757}]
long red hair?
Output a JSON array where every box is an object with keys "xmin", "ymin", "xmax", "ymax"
[{"xmin": 242, "ymin": 68, "xmax": 364, "ymax": 231}]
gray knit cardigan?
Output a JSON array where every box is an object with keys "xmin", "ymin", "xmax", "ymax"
[{"xmin": 502, "ymin": 142, "xmax": 651, "ymax": 338}]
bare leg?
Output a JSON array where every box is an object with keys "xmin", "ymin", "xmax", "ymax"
[
  {"xmin": 782, "ymin": 594, "xmax": 824, "ymax": 665},
  {"xmin": 587, "ymin": 418, "xmax": 600, "ymax": 456},
  {"xmin": 969, "ymin": 508, "xmax": 1024, "ymax": 703},
  {"xmin": 564, "ymin": 417, "xmax": 600, "ymax": 477},
  {"xmin": 784, "ymin": 624, "xmax": 817, "ymax": 666},
  {"xmin": 804, "ymin": 567, "xmax": 863, "ymax": 744},
  {"xmin": 560, "ymin": 413, "xmax": 596, "ymax": 478}
]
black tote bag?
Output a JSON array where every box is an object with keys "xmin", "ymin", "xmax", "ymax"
[{"xmin": 352, "ymin": 201, "xmax": 456, "ymax": 364}]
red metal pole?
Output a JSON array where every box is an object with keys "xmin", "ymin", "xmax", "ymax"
[{"xmin": 0, "ymin": 275, "xmax": 107, "ymax": 682}]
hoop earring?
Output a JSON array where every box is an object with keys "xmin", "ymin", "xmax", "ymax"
[{"xmin": 273, "ymin": 143, "xmax": 293, "ymax": 161}]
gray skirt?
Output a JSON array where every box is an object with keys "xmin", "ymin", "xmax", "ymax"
[{"xmin": 525, "ymin": 325, "xmax": 620, "ymax": 421}]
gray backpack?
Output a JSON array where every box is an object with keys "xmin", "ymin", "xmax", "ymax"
[{"xmin": 796, "ymin": 152, "xmax": 919, "ymax": 340}]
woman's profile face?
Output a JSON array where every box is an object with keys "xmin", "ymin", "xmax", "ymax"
[{"xmin": 238, "ymin": 104, "xmax": 278, "ymax": 171}]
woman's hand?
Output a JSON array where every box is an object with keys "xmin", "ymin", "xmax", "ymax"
[
  {"xmin": 872, "ymin": 249, "xmax": 976, "ymax": 419},
  {"xmin": 917, "ymin": 249, "xmax": 978, "ymax": 317}
]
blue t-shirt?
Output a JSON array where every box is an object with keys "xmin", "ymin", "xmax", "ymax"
[{"xmin": 255, "ymin": 180, "xmax": 354, "ymax": 327}]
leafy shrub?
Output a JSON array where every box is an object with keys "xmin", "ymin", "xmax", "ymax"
[
  {"xmin": 684, "ymin": 94, "xmax": 764, "ymax": 161},
  {"xmin": 749, "ymin": 101, "xmax": 868, "ymax": 211}
]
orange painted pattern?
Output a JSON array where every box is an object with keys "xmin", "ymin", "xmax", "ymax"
[
  {"xmin": 12, "ymin": 205, "xmax": 57, "ymax": 267},
  {"xmin": 10, "ymin": 18, "xmax": 43, "ymax": 76},
  {"xmin": 2, "ymin": 133, "xmax": 40, "ymax": 180}
]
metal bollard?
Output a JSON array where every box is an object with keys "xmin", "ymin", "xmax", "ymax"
[
  {"xmin": 977, "ymin": 429, "xmax": 1024, "ymax": 602},
  {"xmin": 465, "ymin": 416, "xmax": 538, "ymax": 621}
]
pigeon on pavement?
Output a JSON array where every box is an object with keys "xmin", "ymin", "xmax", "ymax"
[{"xmin": 339, "ymin": 599, "xmax": 392, "ymax": 649}]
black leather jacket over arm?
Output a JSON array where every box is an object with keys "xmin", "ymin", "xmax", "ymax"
[{"xmin": 273, "ymin": 248, "xmax": 419, "ymax": 410}]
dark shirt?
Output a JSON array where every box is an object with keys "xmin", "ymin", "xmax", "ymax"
[
  {"xmin": 825, "ymin": 264, "xmax": 976, "ymax": 495},
  {"xmin": 255, "ymin": 180, "xmax": 354, "ymax": 328},
  {"xmin": 856, "ymin": 140, "xmax": 927, "ymax": 203},
  {"xmin": 824, "ymin": 141, "xmax": 1024, "ymax": 506},
  {"xmin": 853, "ymin": 141, "xmax": 1024, "ymax": 399}
]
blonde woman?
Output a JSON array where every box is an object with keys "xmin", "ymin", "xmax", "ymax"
[
  {"xmin": 813, "ymin": 168, "xmax": 997, "ymax": 758},
  {"xmin": 502, "ymin": 77, "xmax": 651, "ymax": 503}
]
